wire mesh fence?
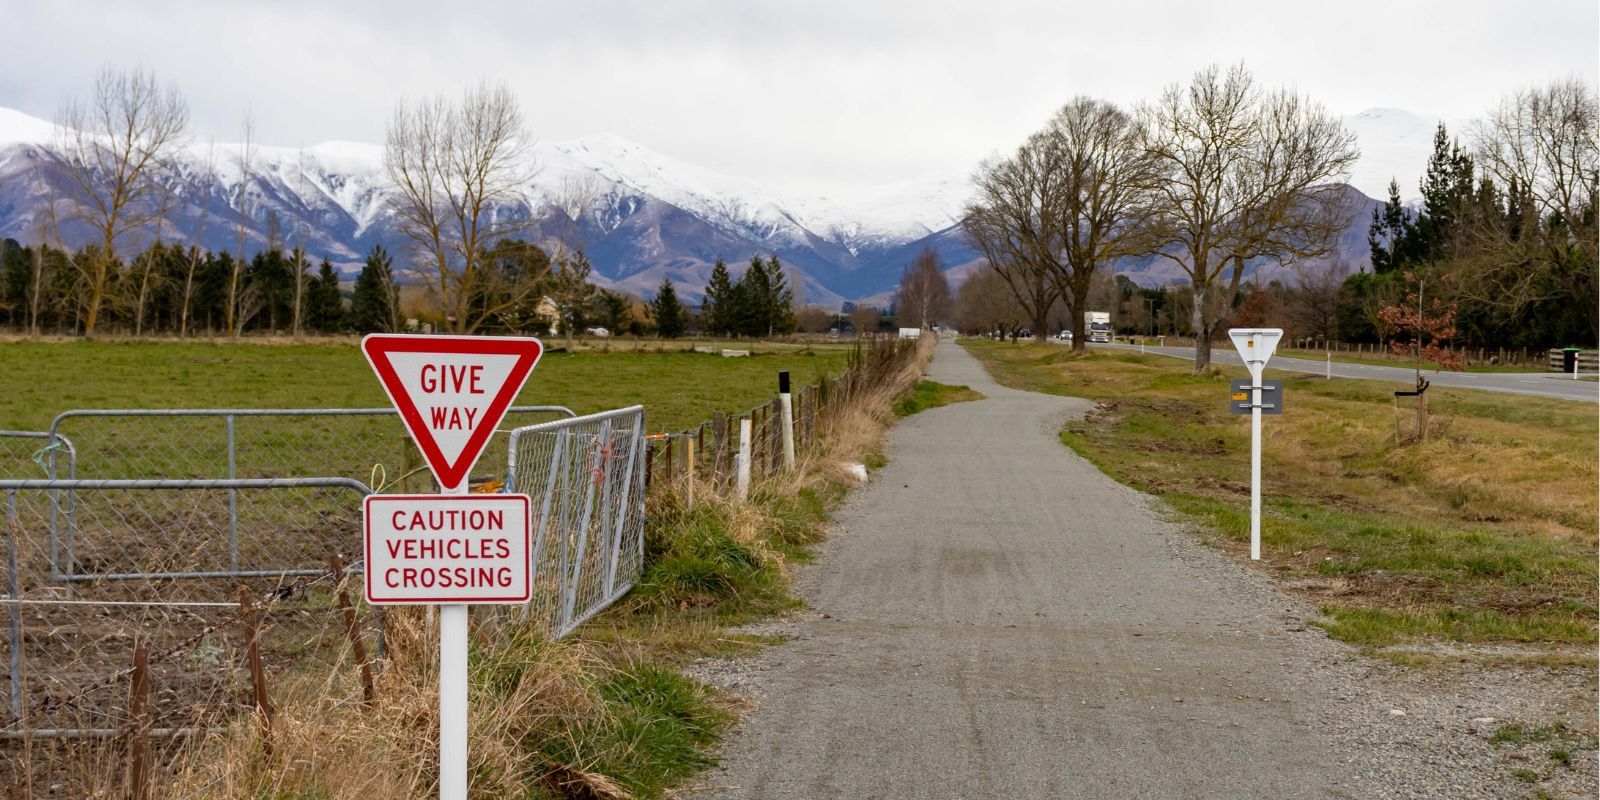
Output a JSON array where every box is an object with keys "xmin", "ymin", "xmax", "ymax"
[
  {"xmin": 0, "ymin": 479, "xmax": 381, "ymax": 797},
  {"xmin": 48, "ymin": 406, "xmax": 575, "ymax": 486},
  {"xmin": 0, "ymin": 336, "xmax": 927, "ymax": 795},
  {"xmin": 506, "ymin": 406, "xmax": 647, "ymax": 640}
]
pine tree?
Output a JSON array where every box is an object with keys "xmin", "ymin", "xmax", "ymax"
[
  {"xmin": 766, "ymin": 255, "xmax": 796, "ymax": 334},
  {"xmin": 309, "ymin": 259, "xmax": 345, "ymax": 332},
  {"xmin": 1368, "ymin": 179, "xmax": 1415, "ymax": 274},
  {"xmin": 702, "ymin": 257, "xmax": 735, "ymax": 336},
  {"xmin": 1415, "ymin": 123, "xmax": 1475, "ymax": 262},
  {"xmin": 650, "ymin": 277, "xmax": 686, "ymax": 338},
  {"xmin": 350, "ymin": 245, "xmax": 398, "ymax": 333},
  {"xmin": 737, "ymin": 255, "xmax": 771, "ymax": 337}
]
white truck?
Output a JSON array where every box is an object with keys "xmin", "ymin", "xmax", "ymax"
[{"xmin": 1085, "ymin": 311, "xmax": 1112, "ymax": 343}]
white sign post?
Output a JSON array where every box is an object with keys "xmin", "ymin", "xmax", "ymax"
[
  {"xmin": 1228, "ymin": 328, "xmax": 1282, "ymax": 561},
  {"xmin": 361, "ymin": 334, "xmax": 544, "ymax": 800}
]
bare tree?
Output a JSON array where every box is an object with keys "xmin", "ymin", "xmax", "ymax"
[
  {"xmin": 291, "ymin": 148, "xmax": 310, "ymax": 338},
  {"xmin": 964, "ymin": 138, "xmax": 1065, "ymax": 341},
  {"xmin": 893, "ymin": 247, "xmax": 951, "ymax": 329},
  {"xmin": 54, "ymin": 66, "xmax": 189, "ymax": 335},
  {"xmin": 1288, "ymin": 261, "xmax": 1347, "ymax": 361},
  {"xmin": 1470, "ymin": 78, "xmax": 1600, "ymax": 340},
  {"xmin": 1139, "ymin": 64, "xmax": 1357, "ymax": 371},
  {"xmin": 178, "ymin": 141, "xmax": 217, "ymax": 337},
  {"xmin": 385, "ymin": 81, "xmax": 533, "ymax": 333},
  {"xmin": 955, "ymin": 267, "xmax": 1028, "ymax": 337},
  {"xmin": 226, "ymin": 114, "xmax": 255, "ymax": 337},
  {"xmin": 1040, "ymin": 97, "xmax": 1163, "ymax": 351},
  {"xmin": 848, "ymin": 305, "xmax": 881, "ymax": 337}
]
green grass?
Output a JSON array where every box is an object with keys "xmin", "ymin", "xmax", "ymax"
[
  {"xmin": 963, "ymin": 339, "xmax": 1598, "ymax": 654},
  {"xmin": 0, "ymin": 339, "xmax": 849, "ymax": 433},
  {"xmin": 892, "ymin": 380, "xmax": 985, "ymax": 417},
  {"xmin": 1275, "ymin": 347, "xmax": 1543, "ymax": 373}
]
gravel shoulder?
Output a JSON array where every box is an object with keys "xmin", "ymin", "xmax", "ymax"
[{"xmin": 688, "ymin": 340, "xmax": 1596, "ymax": 800}]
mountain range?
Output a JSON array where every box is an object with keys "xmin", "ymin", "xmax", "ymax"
[{"xmin": 0, "ymin": 105, "xmax": 1455, "ymax": 309}]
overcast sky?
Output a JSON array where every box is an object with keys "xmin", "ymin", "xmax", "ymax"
[{"xmin": 3, "ymin": 0, "xmax": 1595, "ymax": 201}]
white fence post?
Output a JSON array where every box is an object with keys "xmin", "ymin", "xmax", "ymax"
[
  {"xmin": 779, "ymin": 371, "xmax": 795, "ymax": 472},
  {"xmin": 736, "ymin": 418, "xmax": 753, "ymax": 501}
]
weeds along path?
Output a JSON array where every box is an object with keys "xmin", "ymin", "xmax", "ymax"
[{"xmin": 701, "ymin": 340, "xmax": 1520, "ymax": 799}]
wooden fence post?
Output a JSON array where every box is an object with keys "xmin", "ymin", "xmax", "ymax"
[
  {"xmin": 238, "ymin": 587, "xmax": 273, "ymax": 754},
  {"xmin": 710, "ymin": 412, "xmax": 727, "ymax": 491},
  {"xmin": 330, "ymin": 556, "xmax": 376, "ymax": 707},
  {"xmin": 126, "ymin": 643, "xmax": 151, "ymax": 800},
  {"xmin": 663, "ymin": 434, "xmax": 675, "ymax": 495}
]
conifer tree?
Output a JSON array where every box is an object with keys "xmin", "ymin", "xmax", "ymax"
[
  {"xmin": 309, "ymin": 259, "xmax": 345, "ymax": 332},
  {"xmin": 351, "ymin": 245, "xmax": 398, "ymax": 333},
  {"xmin": 650, "ymin": 277, "xmax": 686, "ymax": 338},
  {"xmin": 766, "ymin": 255, "xmax": 796, "ymax": 334},
  {"xmin": 738, "ymin": 255, "xmax": 771, "ymax": 336},
  {"xmin": 702, "ymin": 257, "xmax": 735, "ymax": 336}
]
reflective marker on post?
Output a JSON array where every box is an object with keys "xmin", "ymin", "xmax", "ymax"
[{"xmin": 1228, "ymin": 328, "xmax": 1282, "ymax": 561}]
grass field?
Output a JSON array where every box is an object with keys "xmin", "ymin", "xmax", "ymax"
[
  {"xmin": 1274, "ymin": 347, "xmax": 1548, "ymax": 374},
  {"xmin": 963, "ymin": 339, "xmax": 1598, "ymax": 659},
  {"xmin": 0, "ymin": 339, "xmax": 851, "ymax": 433}
]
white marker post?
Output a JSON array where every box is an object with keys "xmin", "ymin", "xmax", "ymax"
[
  {"xmin": 361, "ymin": 334, "xmax": 544, "ymax": 800},
  {"xmin": 736, "ymin": 417, "xmax": 753, "ymax": 501},
  {"xmin": 778, "ymin": 371, "xmax": 795, "ymax": 472},
  {"xmin": 1229, "ymin": 328, "xmax": 1282, "ymax": 561}
]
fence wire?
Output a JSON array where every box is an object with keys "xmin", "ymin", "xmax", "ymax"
[{"xmin": 507, "ymin": 406, "xmax": 646, "ymax": 640}]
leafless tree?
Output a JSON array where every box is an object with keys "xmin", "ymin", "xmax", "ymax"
[
  {"xmin": 385, "ymin": 81, "xmax": 534, "ymax": 333},
  {"xmin": 848, "ymin": 305, "xmax": 881, "ymax": 337},
  {"xmin": 226, "ymin": 114, "xmax": 255, "ymax": 337},
  {"xmin": 894, "ymin": 247, "xmax": 951, "ymax": 328},
  {"xmin": 955, "ymin": 267, "xmax": 1028, "ymax": 337},
  {"xmin": 1040, "ymin": 97, "xmax": 1163, "ymax": 351},
  {"xmin": 54, "ymin": 66, "xmax": 189, "ymax": 335},
  {"xmin": 1139, "ymin": 64, "xmax": 1357, "ymax": 371},
  {"xmin": 290, "ymin": 148, "xmax": 310, "ymax": 338},
  {"xmin": 1470, "ymin": 78, "xmax": 1600, "ymax": 340},
  {"xmin": 794, "ymin": 305, "xmax": 832, "ymax": 333},
  {"xmin": 177, "ymin": 141, "xmax": 217, "ymax": 337},
  {"xmin": 1289, "ymin": 260, "xmax": 1348, "ymax": 359},
  {"xmin": 964, "ymin": 138, "xmax": 1065, "ymax": 341}
]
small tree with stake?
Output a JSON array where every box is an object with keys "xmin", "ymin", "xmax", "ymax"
[{"xmin": 1378, "ymin": 271, "xmax": 1464, "ymax": 443}]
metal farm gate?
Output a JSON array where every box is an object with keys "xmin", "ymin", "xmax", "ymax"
[{"xmin": 0, "ymin": 403, "xmax": 648, "ymax": 793}]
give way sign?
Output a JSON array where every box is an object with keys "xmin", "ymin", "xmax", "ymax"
[{"xmin": 361, "ymin": 334, "xmax": 544, "ymax": 491}]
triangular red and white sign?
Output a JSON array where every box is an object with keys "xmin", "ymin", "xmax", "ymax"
[{"xmin": 361, "ymin": 334, "xmax": 544, "ymax": 491}]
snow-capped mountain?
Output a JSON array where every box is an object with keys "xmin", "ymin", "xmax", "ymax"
[{"xmin": 0, "ymin": 104, "xmax": 1448, "ymax": 305}]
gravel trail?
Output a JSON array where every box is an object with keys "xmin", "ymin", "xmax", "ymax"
[{"xmin": 692, "ymin": 340, "xmax": 1596, "ymax": 800}]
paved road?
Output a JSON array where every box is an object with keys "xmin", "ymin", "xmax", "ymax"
[
  {"xmin": 1098, "ymin": 341, "xmax": 1598, "ymax": 403},
  {"xmin": 705, "ymin": 341, "xmax": 1371, "ymax": 799}
]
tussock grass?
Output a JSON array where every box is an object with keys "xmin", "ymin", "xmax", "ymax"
[{"xmin": 964, "ymin": 340, "xmax": 1597, "ymax": 654}]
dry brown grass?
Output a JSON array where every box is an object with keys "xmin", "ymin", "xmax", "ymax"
[
  {"xmin": 159, "ymin": 608, "xmax": 624, "ymax": 800},
  {"xmin": 136, "ymin": 336, "xmax": 937, "ymax": 799}
]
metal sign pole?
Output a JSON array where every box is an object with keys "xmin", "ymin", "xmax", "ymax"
[
  {"xmin": 1250, "ymin": 387, "xmax": 1262, "ymax": 560},
  {"xmin": 439, "ymin": 485, "xmax": 468, "ymax": 800},
  {"xmin": 1229, "ymin": 328, "xmax": 1281, "ymax": 562}
]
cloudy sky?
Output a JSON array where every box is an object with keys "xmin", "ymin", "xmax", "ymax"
[{"xmin": 2, "ymin": 0, "xmax": 1595, "ymax": 201}]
